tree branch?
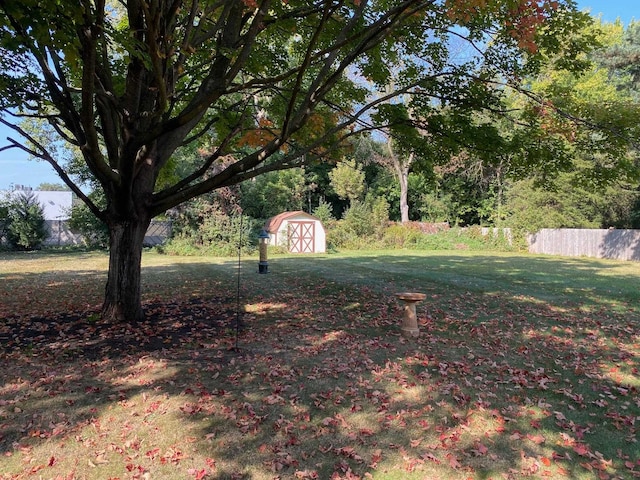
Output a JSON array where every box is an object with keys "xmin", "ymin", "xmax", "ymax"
[{"xmin": 0, "ymin": 117, "xmax": 104, "ymax": 220}]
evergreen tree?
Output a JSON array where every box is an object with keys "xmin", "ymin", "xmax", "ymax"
[{"xmin": 5, "ymin": 192, "xmax": 47, "ymax": 250}]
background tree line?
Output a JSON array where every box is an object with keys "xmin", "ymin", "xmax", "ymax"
[
  {"xmin": 6, "ymin": 18, "xmax": 638, "ymax": 254},
  {"xmin": 4, "ymin": 18, "xmax": 638, "ymax": 255},
  {"xmin": 154, "ymin": 18, "xmax": 640, "ymax": 255}
]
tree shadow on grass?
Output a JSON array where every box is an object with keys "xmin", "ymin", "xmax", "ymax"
[
  {"xmin": 0, "ymin": 254, "xmax": 639, "ymax": 478},
  {"xmin": 180, "ymin": 284, "xmax": 640, "ymax": 479},
  {"xmin": 1, "ymin": 298, "xmax": 240, "ymax": 361},
  {"xmin": 274, "ymin": 253, "xmax": 640, "ymax": 312},
  {"xmin": 0, "ymin": 289, "xmax": 256, "ymax": 479},
  {"xmin": 600, "ymin": 228, "xmax": 640, "ymax": 262}
]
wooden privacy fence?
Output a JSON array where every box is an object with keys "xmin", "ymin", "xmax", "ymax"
[
  {"xmin": 528, "ymin": 229, "xmax": 640, "ymax": 262},
  {"xmin": 43, "ymin": 220, "xmax": 85, "ymax": 246},
  {"xmin": 144, "ymin": 220, "xmax": 172, "ymax": 246}
]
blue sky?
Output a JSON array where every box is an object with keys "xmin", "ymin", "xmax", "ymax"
[
  {"xmin": 578, "ymin": 0, "xmax": 638, "ymax": 23},
  {"xmin": 0, "ymin": 1, "xmax": 638, "ymax": 191}
]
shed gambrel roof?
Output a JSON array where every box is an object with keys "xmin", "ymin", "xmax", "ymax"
[{"xmin": 264, "ymin": 211, "xmax": 322, "ymax": 233}]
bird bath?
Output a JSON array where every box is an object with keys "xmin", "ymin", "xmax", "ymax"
[{"xmin": 395, "ymin": 292, "xmax": 427, "ymax": 338}]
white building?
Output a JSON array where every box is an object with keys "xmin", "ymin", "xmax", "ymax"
[
  {"xmin": 2, "ymin": 188, "xmax": 72, "ymax": 220},
  {"xmin": 264, "ymin": 211, "xmax": 326, "ymax": 254}
]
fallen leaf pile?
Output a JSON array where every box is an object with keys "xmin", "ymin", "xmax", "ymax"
[{"xmin": 1, "ymin": 298, "xmax": 236, "ymax": 360}]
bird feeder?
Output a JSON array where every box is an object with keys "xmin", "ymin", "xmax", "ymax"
[{"xmin": 258, "ymin": 229, "xmax": 270, "ymax": 274}]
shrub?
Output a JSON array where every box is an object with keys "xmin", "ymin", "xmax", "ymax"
[
  {"xmin": 158, "ymin": 234, "xmax": 203, "ymax": 256},
  {"xmin": 312, "ymin": 199, "xmax": 335, "ymax": 224},
  {"xmin": 412, "ymin": 227, "xmax": 516, "ymax": 251},
  {"xmin": 163, "ymin": 209, "xmax": 260, "ymax": 256},
  {"xmin": 0, "ymin": 199, "xmax": 10, "ymax": 248},
  {"xmin": 4, "ymin": 191, "xmax": 48, "ymax": 250},
  {"xmin": 341, "ymin": 196, "xmax": 390, "ymax": 239},
  {"xmin": 413, "ymin": 229, "xmax": 460, "ymax": 250},
  {"xmin": 342, "ymin": 200, "xmax": 374, "ymax": 237},
  {"xmin": 199, "ymin": 211, "xmax": 259, "ymax": 255},
  {"xmin": 326, "ymin": 220, "xmax": 360, "ymax": 250},
  {"xmin": 68, "ymin": 192, "xmax": 110, "ymax": 248},
  {"xmin": 381, "ymin": 224, "xmax": 422, "ymax": 248},
  {"xmin": 325, "ymin": 221, "xmax": 516, "ymax": 253},
  {"xmin": 370, "ymin": 196, "xmax": 390, "ymax": 236}
]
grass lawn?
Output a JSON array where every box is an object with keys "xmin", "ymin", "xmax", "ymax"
[{"xmin": 0, "ymin": 249, "xmax": 639, "ymax": 479}]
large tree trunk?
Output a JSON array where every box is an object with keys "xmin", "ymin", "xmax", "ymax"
[
  {"xmin": 398, "ymin": 164, "xmax": 410, "ymax": 224},
  {"xmin": 102, "ymin": 217, "xmax": 151, "ymax": 323},
  {"xmin": 397, "ymin": 152, "xmax": 414, "ymax": 224}
]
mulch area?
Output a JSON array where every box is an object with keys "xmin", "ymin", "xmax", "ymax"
[{"xmin": 0, "ymin": 298, "xmax": 240, "ymax": 361}]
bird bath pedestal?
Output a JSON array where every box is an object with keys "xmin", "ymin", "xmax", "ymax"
[{"xmin": 395, "ymin": 292, "xmax": 427, "ymax": 339}]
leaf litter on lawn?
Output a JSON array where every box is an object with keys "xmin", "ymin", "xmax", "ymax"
[
  {"xmin": 1, "ymin": 252, "xmax": 640, "ymax": 479},
  {"xmin": 0, "ymin": 297, "xmax": 238, "ymax": 360}
]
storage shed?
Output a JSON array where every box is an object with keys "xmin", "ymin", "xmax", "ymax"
[{"xmin": 264, "ymin": 211, "xmax": 326, "ymax": 254}]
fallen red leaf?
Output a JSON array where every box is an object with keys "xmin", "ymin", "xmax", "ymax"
[
  {"xmin": 527, "ymin": 433, "xmax": 545, "ymax": 445},
  {"xmin": 573, "ymin": 444, "xmax": 590, "ymax": 456},
  {"xmin": 188, "ymin": 468, "xmax": 208, "ymax": 480},
  {"xmin": 447, "ymin": 453, "xmax": 461, "ymax": 469}
]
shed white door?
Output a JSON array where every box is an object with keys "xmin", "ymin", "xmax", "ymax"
[{"xmin": 288, "ymin": 221, "xmax": 315, "ymax": 253}]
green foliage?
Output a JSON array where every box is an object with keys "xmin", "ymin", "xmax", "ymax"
[
  {"xmin": 410, "ymin": 19, "xmax": 640, "ymax": 232},
  {"xmin": 68, "ymin": 191, "xmax": 109, "ymax": 248},
  {"xmin": 328, "ymin": 159, "xmax": 366, "ymax": 203},
  {"xmin": 370, "ymin": 196, "xmax": 390, "ymax": 235},
  {"xmin": 198, "ymin": 212, "xmax": 258, "ymax": 256},
  {"xmin": 0, "ymin": 197, "xmax": 10, "ymax": 248},
  {"xmin": 163, "ymin": 206, "xmax": 260, "ymax": 257},
  {"xmin": 381, "ymin": 223, "xmax": 424, "ymax": 247},
  {"xmin": 342, "ymin": 201, "xmax": 374, "ymax": 237},
  {"xmin": 503, "ymin": 176, "xmax": 639, "ymax": 234},
  {"xmin": 158, "ymin": 234, "xmax": 205, "ymax": 256},
  {"xmin": 239, "ymin": 168, "xmax": 307, "ymax": 219},
  {"xmin": 525, "ymin": 20, "xmax": 640, "ymax": 186},
  {"xmin": 343, "ymin": 196, "xmax": 389, "ymax": 238},
  {"xmin": 165, "ymin": 235, "xmax": 201, "ymax": 257},
  {"xmin": 630, "ymin": 196, "xmax": 640, "ymax": 228},
  {"xmin": 417, "ymin": 191, "xmax": 455, "ymax": 224},
  {"xmin": 3, "ymin": 191, "xmax": 47, "ymax": 250},
  {"xmin": 326, "ymin": 196, "xmax": 390, "ymax": 250},
  {"xmin": 412, "ymin": 226, "xmax": 515, "ymax": 251},
  {"xmin": 389, "ymin": 224, "xmax": 515, "ymax": 251},
  {"xmin": 326, "ymin": 220, "xmax": 515, "ymax": 253},
  {"xmin": 37, "ymin": 183, "xmax": 70, "ymax": 191},
  {"xmin": 325, "ymin": 220, "xmax": 372, "ymax": 251},
  {"xmin": 597, "ymin": 21, "xmax": 640, "ymax": 100},
  {"xmin": 311, "ymin": 199, "xmax": 335, "ymax": 225}
]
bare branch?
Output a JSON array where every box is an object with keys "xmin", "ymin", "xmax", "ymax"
[{"xmin": 0, "ymin": 117, "xmax": 104, "ymax": 220}]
